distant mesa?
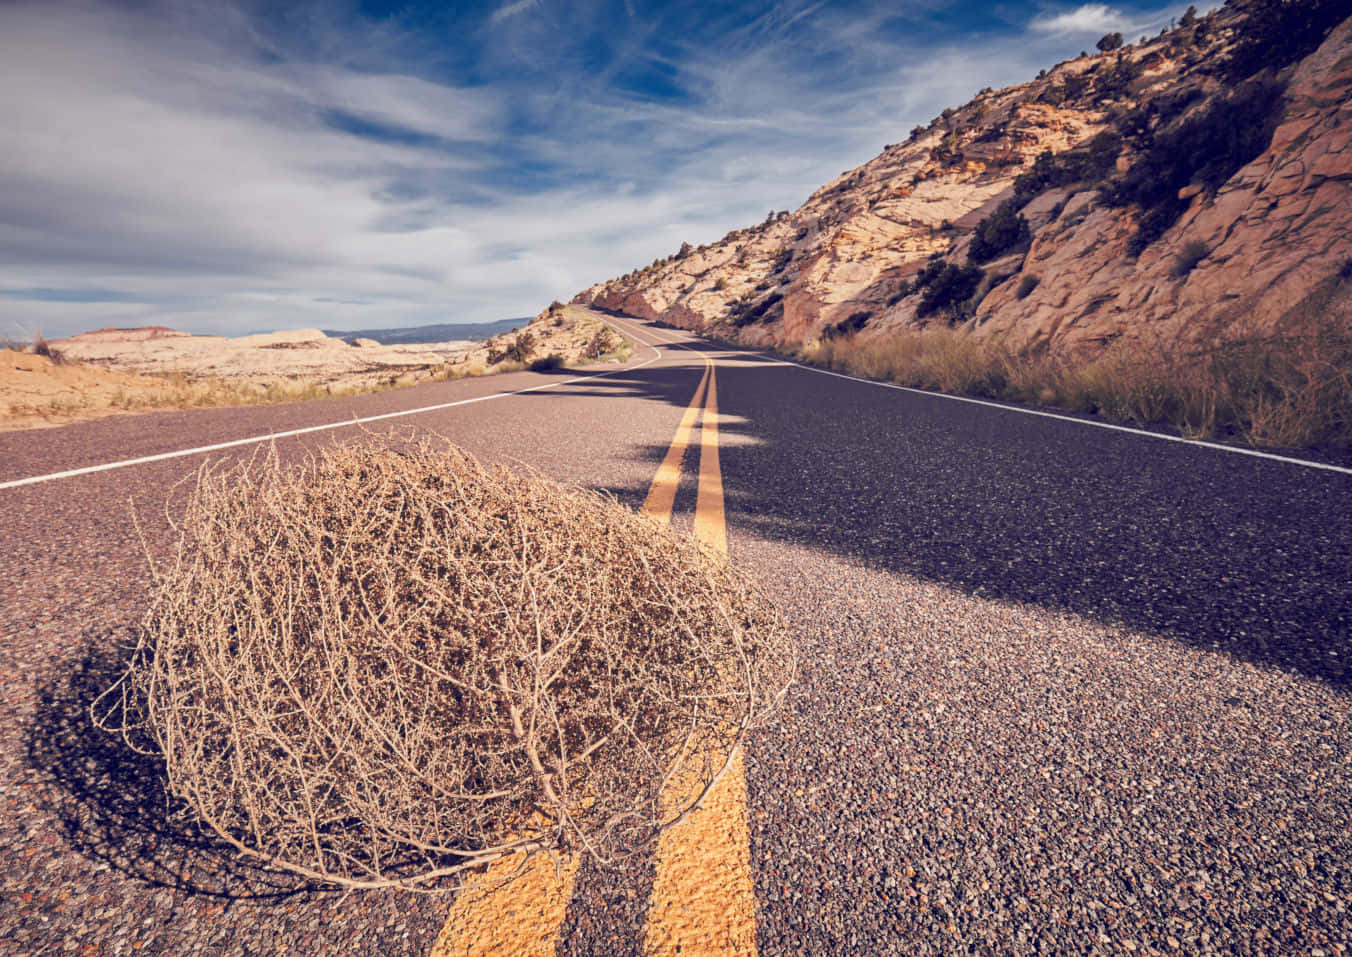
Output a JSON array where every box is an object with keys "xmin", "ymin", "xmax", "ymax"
[{"xmin": 58, "ymin": 326, "xmax": 189, "ymax": 344}]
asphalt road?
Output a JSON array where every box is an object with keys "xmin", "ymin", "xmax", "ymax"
[{"xmin": 2, "ymin": 312, "xmax": 1350, "ymax": 955}]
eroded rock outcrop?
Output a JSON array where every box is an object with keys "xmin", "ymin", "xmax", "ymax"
[{"xmin": 575, "ymin": 2, "xmax": 1352, "ymax": 359}]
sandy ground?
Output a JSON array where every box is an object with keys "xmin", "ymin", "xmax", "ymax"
[
  {"xmin": 1, "ymin": 349, "xmax": 184, "ymax": 429},
  {"xmin": 51, "ymin": 326, "xmax": 475, "ymax": 387},
  {"xmin": 1, "ymin": 310, "xmax": 626, "ymax": 432}
]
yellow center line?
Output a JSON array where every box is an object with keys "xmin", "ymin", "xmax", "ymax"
[
  {"xmin": 431, "ymin": 852, "xmax": 581, "ymax": 957},
  {"xmin": 643, "ymin": 358, "xmax": 758, "ymax": 957},
  {"xmin": 430, "ymin": 356, "xmax": 728, "ymax": 956},
  {"xmin": 692, "ymin": 363, "xmax": 727, "ymax": 556},
  {"xmin": 643, "ymin": 361, "xmax": 711, "ymax": 524}
]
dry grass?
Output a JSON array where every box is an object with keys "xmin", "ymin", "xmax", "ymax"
[
  {"xmin": 94, "ymin": 436, "xmax": 795, "ymax": 892},
  {"xmin": 114, "ymin": 372, "xmax": 376, "ymax": 410},
  {"xmin": 801, "ymin": 302, "xmax": 1352, "ymax": 450}
]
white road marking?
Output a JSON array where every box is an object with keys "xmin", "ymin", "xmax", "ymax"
[
  {"xmin": 0, "ymin": 330, "xmax": 664, "ymax": 491},
  {"xmin": 605, "ymin": 315, "xmax": 1352, "ymax": 477}
]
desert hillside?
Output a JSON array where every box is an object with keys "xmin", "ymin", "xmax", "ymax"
[{"xmin": 575, "ymin": 1, "xmax": 1352, "ymax": 360}]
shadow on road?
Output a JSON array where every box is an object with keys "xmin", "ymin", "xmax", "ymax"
[
  {"xmin": 527, "ymin": 333, "xmax": 1352, "ymax": 690},
  {"xmin": 24, "ymin": 635, "xmax": 322, "ymax": 902}
]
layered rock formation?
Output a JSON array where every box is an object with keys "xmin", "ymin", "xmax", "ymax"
[{"xmin": 574, "ymin": 2, "xmax": 1352, "ymax": 357}]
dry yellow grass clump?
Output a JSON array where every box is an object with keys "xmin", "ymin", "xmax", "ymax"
[
  {"xmin": 804, "ymin": 300, "xmax": 1352, "ymax": 451},
  {"xmin": 95, "ymin": 436, "xmax": 794, "ymax": 891}
]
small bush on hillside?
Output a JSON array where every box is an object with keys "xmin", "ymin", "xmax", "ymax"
[
  {"xmin": 528, "ymin": 354, "xmax": 564, "ymax": 371},
  {"xmin": 1039, "ymin": 84, "xmax": 1068, "ymax": 107},
  {"xmin": 95, "ymin": 438, "xmax": 795, "ymax": 891},
  {"xmin": 1102, "ymin": 78, "xmax": 1286, "ymax": 255},
  {"xmin": 913, "ymin": 261, "xmax": 985, "ymax": 320},
  {"xmin": 1095, "ymin": 56, "xmax": 1140, "ymax": 98},
  {"xmin": 489, "ymin": 330, "xmax": 535, "ymax": 365},
  {"xmin": 1225, "ymin": 0, "xmax": 1350, "ymax": 81},
  {"xmin": 583, "ymin": 328, "xmax": 617, "ymax": 359},
  {"xmin": 1012, "ymin": 131, "xmax": 1122, "ymax": 204},
  {"xmin": 1097, "ymin": 32, "xmax": 1124, "ymax": 53},
  {"xmin": 729, "ymin": 291, "xmax": 784, "ymax": 327},
  {"xmin": 1172, "ymin": 240, "xmax": 1210, "ymax": 277},
  {"xmin": 1063, "ymin": 73, "xmax": 1091, "ymax": 100},
  {"xmin": 33, "ymin": 333, "xmax": 64, "ymax": 365},
  {"xmin": 969, "ymin": 200, "xmax": 1032, "ymax": 263},
  {"xmin": 824, "ymin": 310, "xmax": 872, "ymax": 340}
]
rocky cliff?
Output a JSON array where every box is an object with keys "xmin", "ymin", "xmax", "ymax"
[{"xmin": 574, "ymin": 1, "xmax": 1352, "ymax": 358}]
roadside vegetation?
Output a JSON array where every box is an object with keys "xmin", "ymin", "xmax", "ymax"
[
  {"xmin": 94, "ymin": 436, "xmax": 794, "ymax": 891},
  {"xmin": 800, "ymin": 269, "xmax": 1352, "ymax": 451}
]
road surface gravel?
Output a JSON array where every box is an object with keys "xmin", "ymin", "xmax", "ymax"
[{"xmin": 1, "ymin": 316, "xmax": 1349, "ymax": 955}]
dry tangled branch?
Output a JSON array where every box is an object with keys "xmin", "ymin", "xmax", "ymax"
[{"xmin": 94, "ymin": 435, "xmax": 794, "ymax": 891}]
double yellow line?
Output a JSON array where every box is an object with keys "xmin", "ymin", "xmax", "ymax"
[
  {"xmin": 641, "ymin": 358, "xmax": 726, "ymax": 554},
  {"xmin": 433, "ymin": 355, "xmax": 757, "ymax": 956},
  {"xmin": 640, "ymin": 357, "xmax": 753, "ymax": 955}
]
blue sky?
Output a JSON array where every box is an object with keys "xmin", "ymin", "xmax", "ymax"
[{"xmin": 0, "ymin": 0, "xmax": 1197, "ymax": 338}]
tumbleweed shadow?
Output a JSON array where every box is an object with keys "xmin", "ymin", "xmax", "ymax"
[{"xmin": 24, "ymin": 634, "xmax": 323, "ymax": 902}]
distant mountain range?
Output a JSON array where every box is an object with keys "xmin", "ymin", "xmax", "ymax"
[{"xmin": 323, "ymin": 317, "xmax": 528, "ymax": 345}]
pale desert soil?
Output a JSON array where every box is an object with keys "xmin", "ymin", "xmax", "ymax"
[{"xmin": 1, "ymin": 310, "xmax": 625, "ymax": 432}]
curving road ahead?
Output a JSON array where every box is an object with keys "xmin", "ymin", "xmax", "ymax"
[{"xmin": 2, "ymin": 312, "xmax": 1350, "ymax": 955}]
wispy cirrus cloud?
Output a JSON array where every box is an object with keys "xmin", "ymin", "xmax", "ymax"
[{"xmin": 490, "ymin": 0, "xmax": 542, "ymax": 25}]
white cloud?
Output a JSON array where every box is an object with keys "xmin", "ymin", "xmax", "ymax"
[
  {"xmin": 490, "ymin": 0, "xmax": 541, "ymax": 25},
  {"xmin": 1031, "ymin": 3, "xmax": 1130, "ymax": 34},
  {"xmin": 306, "ymin": 70, "xmax": 506, "ymax": 143}
]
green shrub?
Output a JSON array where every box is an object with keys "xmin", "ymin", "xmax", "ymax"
[
  {"xmin": 1102, "ymin": 78, "xmax": 1286, "ymax": 256},
  {"xmin": 1226, "ymin": 0, "xmax": 1349, "ymax": 81},
  {"xmin": 824, "ymin": 310, "xmax": 872, "ymax": 339},
  {"xmin": 913, "ymin": 262, "xmax": 985, "ymax": 320},
  {"xmin": 1039, "ymin": 84, "xmax": 1067, "ymax": 107},
  {"xmin": 1012, "ymin": 131, "xmax": 1122, "ymax": 204},
  {"xmin": 488, "ymin": 330, "xmax": 535, "ymax": 365},
  {"xmin": 969, "ymin": 199, "xmax": 1032, "ymax": 263},
  {"xmin": 1096, "ymin": 32, "xmax": 1124, "ymax": 52}
]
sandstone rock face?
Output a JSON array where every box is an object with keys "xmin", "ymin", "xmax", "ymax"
[
  {"xmin": 972, "ymin": 15, "xmax": 1352, "ymax": 354},
  {"xmin": 575, "ymin": 6, "xmax": 1352, "ymax": 360}
]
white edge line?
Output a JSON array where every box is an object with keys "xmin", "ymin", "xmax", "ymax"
[
  {"xmin": 1, "ymin": 325, "xmax": 664, "ymax": 491},
  {"xmin": 774, "ymin": 355, "xmax": 1352, "ymax": 476},
  {"xmin": 632, "ymin": 321, "xmax": 1352, "ymax": 477}
]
